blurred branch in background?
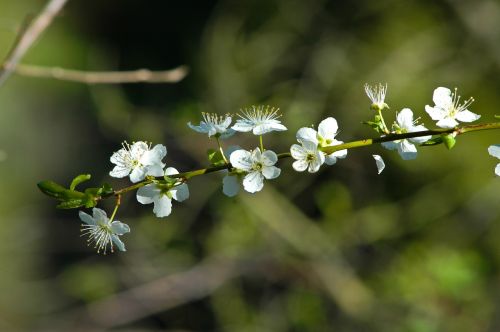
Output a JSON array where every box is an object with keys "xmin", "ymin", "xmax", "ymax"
[
  {"xmin": 14, "ymin": 64, "xmax": 189, "ymax": 84},
  {"xmin": 0, "ymin": 0, "xmax": 68, "ymax": 86}
]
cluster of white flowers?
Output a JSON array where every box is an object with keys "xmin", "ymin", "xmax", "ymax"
[{"xmin": 73, "ymin": 85, "xmax": 498, "ymax": 254}]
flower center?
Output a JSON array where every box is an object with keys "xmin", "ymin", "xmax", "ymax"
[{"xmin": 253, "ymin": 162, "xmax": 263, "ymax": 171}]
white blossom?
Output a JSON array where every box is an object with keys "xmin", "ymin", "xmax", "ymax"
[
  {"xmin": 295, "ymin": 117, "xmax": 347, "ymax": 166},
  {"xmin": 79, "ymin": 208, "xmax": 130, "ymax": 254},
  {"xmin": 187, "ymin": 112, "xmax": 235, "ymax": 139},
  {"xmin": 382, "ymin": 108, "xmax": 431, "ymax": 160},
  {"xmin": 229, "ymin": 147, "xmax": 281, "ymax": 193},
  {"xmin": 222, "ymin": 146, "xmax": 242, "ymax": 197},
  {"xmin": 290, "ymin": 140, "xmax": 325, "ymax": 173},
  {"xmin": 232, "ymin": 105, "xmax": 287, "ymax": 135},
  {"xmin": 136, "ymin": 167, "xmax": 189, "ymax": 218},
  {"xmin": 372, "ymin": 155, "xmax": 385, "ymax": 174},
  {"xmin": 110, "ymin": 141, "xmax": 166, "ymax": 183},
  {"xmin": 425, "ymin": 87, "xmax": 480, "ymax": 128},
  {"xmin": 365, "ymin": 83, "xmax": 388, "ymax": 111},
  {"xmin": 488, "ymin": 145, "xmax": 500, "ymax": 176}
]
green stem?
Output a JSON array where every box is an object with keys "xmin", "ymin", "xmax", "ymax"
[
  {"xmin": 104, "ymin": 121, "xmax": 500, "ymax": 200},
  {"xmin": 215, "ymin": 136, "xmax": 229, "ymax": 164},
  {"xmin": 109, "ymin": 195, "xmax": 121, "ymax": 221},
  {"xmin": 259, "ymin": 135, "xmax": 264, "ymax": 151},
  {"xmin": 378, "ymin": 109, "xmax": 390, "ymax": 134}
]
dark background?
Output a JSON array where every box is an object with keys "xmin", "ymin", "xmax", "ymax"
[{"xmin": 0, "ymin": 0, "xmax": 499, "ymax": 331}]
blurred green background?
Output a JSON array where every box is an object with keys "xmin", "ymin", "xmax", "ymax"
[{"xmin": 0, "ymin": 0, "xmax": 499, "ymax": 331}]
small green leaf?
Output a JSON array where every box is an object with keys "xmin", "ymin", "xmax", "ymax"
[
  {"xmin": 100, "ymin": 183, "xmax": 114, "ymax": 196},
  {"xmin": 421, "ymin": 136, "xmax": 443, "ymax": 146},
  {"xmin": 207, "ymin": 149, "xmax": 226, "ymax": 166},
  {"xmin": 443, "ymin": 134, "xmax": 456, "ymax": 150},
  {"xmin": 56, "ymin": 199, "xmax": 87, "ymax": 209},
  {"xmin": 38, "ymin": 181, "xmax": 68, "ymax": 199},
  {"xmin": 70, "ymin": 174, "xmax": 91, "ymax": 191}
]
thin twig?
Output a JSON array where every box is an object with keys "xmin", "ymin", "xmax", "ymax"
[
  {"xmin": 15, "ymin": 64, "xmax": 189, "ymax": 84},
  {"xmin": 0, "ymin": 0, "xmax": 68, "ymax": 86}
]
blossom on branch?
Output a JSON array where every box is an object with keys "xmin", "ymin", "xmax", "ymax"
[
  {"xmin": 488, "ymin": 145, "xmax": 500, "ymax": 176},
  {"xmin": 79, "ymin": 208, "xmax": 130, "ymax": 254},
  {"xmin": 136, "ymin": 167, "xmax": 189, "ymax": 217},
  {"xmin": 425, "ymin": 87, "xmax": 480, "ymax": 128},
  {"xmin": 232, "ymin": 105, "xmax": 287, "ymax": 135},
  {"xmin": 229, "ymin": 147, "xmax": 281, "ymax": 193},
  {"xmin": 290, "ymin": 140, "xmax": 325, "ymax": 173},
  {"xmin": 187, "ymin": 112, "xmax": 235, "ymax": 139},
  {"xmin": 110, "ymin": 141, "xmax": 166, "ymax": 183},
  {"xmin": 365, "ymin": 83, "xmax": 389, "ymax": 111},
  {"xmin": 382, "ymin": 108, "xmax": 431, "ymax": 160},
  {"xmin": 293, "ymin": 117, "xmax": 347, "ymax": 170}
]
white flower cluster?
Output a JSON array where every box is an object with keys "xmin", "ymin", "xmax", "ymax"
[{"xmin": 75, "ymin": 84, "xmax": 496, "ymax": 254}]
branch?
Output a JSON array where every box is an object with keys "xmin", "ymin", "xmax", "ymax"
[
  {"xmin": 14, "ymin": 64, "xmax": 189, "ymax": 84},
  {"xmin": 0, "ymin": 0, "xmax": 68, "ymax": 87}
]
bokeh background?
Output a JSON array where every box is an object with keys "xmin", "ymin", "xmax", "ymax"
[{"xmin": 0, "ymin": 0, "xmax": 499, "ymax": 331}]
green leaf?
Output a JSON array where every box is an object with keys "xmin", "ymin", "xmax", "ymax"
[
  {"xmin": 207, "ymin": 148, "xmax": 226, "ymax": 166},
  {"xmin": 70, "ymin": 174, "xmax": 91, "ymax": 191},
  {"xmin": 56, "ymin": 198, "xmax": 87, "ymax": 209},
  {"xmin": 100, "ymin": 183, "xmax": 114, "ymax": 196},
  {"xmin": 421, "ymin": 136, "xmax": 443, "ymax": 146},
  {"xmin": 38, "ymin": 180, "xmax": 68, "ymax": 199}
]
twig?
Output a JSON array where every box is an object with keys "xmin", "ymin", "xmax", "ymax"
[
  {"xmin": 15, "ymin": 64, "xmax": 189, "ymax": 84},
  {"xmin": 0, "ymin": 0, "xmax": 68, "ymax": 86}
]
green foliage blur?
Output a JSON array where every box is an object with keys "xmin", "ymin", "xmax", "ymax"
[{"xmin": 0, "ymin": 0, "xmax": 499, "ymax": 330}]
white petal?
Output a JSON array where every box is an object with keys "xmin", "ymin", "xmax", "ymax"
[
  {"xmin": 290, "ymin": 144, "xmax": 307, "ymax": 159},
  {"xmin": 425, "ymin": 105, "xmax": 445, "ymax": 121},
  {"xmin": 79, "ymin": 210, "xmax": 96, "ymax": 226},
  {"xmin": 232, "ymin": 120, "xmax": 254, "ymax": 132},
  {"xmin": 318, "ymin": 117, "xmax": 338, "ymax": 139},
  {"xmin": 456, "ymin": 110, "xmax": 480, "ymax": 123},
  {"xmin": 308, "ymin": 154, "xmax": 324, "ymax": 172},
  {"xmin": 324, "ymin": 154, "xmax": 337, "ymax": 166},
  {"xmin": 397, "ymin": 108, "xmax": 414, "ymax": 129},
  {"xmin": 292, "ymin": 160, "xmax": 308, "ymax": 172},
  {"xmin": 146, "ymin": 164, "xmax": 165, "ymax": 177},
  {"xmin": 110, "ymin": 149, "xmax": 128, "ymax": 165},
  {"xmin": 331, "ymin": 148, "xmax": 347, "ymax": 159},
  {"xmin": 111, "ymin": 235, "xmax": 126, "ymax": 251},
  {"xmin": 242, "ymin": 172, "xmax": 264, "ymax": 193},
  {"xmin": 171, "ymin": 183, "xmax": 189, "ymax": 202},
  {"xmin": 109, "ymin": 165, "xmax": 131, "ymax": 178},
  {"xmin": 92, "ymin": 208, "xmax": 108, "ymax": 223},
  {"xmin": 302, "ymin": 139, "xmax": 318, "ymax": 152},
  {"xmin": 436, "ymin": 117, "xmax": 459, "ymax": 128},
  {"xmin": 230, "ymin": 150, "xmax": 252, "ymax": 170},
  {"xmin": 136, "ymin": 184, "xmax": 160, "ymax": 204},
  {"xmin": 110, "ymin": 221, "xmax": 130, "ymax": 235},
  {"xmin": 153, "ymin": 195, "xmax": 172, "ymax": 217},
  {"xmin": 187, "ymin": 122, "xmax": 208, "ymax": 133},
  {"xmin": 261, "ymin": 150, "xmax": 278, "ymax": 166},
  {"xmin": 408, "ymin": 125, "xmax": 431, "ymax": 144},
  {"xmin": 130, "ymin": 166, "xmax": 147, "ymax": 183},
  {"xmin": 398, "ymin": 140, "xmax": 418, "ymax": 160},
  {"xmin": 141, "ymin": 144, "xmax": 167, "ymax": 165},
  {"xmin": 372, "ymin": 155, "xmax": 385, "ymax": 174},
  {"xmin": 165, "ymin": 167, "xmax": 180, "ymax": 176},
  {"xmin": 382, "ymin": 141, "xmax": 397, "ymax": 151},
  {"xmin": 222, "ymin": 116, "xmax": 232, "ymax": 128},
  {"xmin": 220, "ymin": 129, "xmax": 236, "ymax": 139},
  {"xmin": 222, "ymin": 174, "xmax": 240, "ymax": 197},
  {"xmin": 262, "ymin": 165, "xmax": 281, "ymax": 179},
  {"xmin": 252, "ymin": 122, "xmax": 287, "ymax": 135},
  {"xmin": 296, "ymin": 127, "xmax": 318, "ymax": 145},
  {"xmin": 488, "ymin": 145, "xmax": 500, "ymax": 159},
  {"xmin": 130, "ymin": 141, "xmax": 149, "ymax": 159},
  {"xmin": 433, "ymin": 87, "xmax": 452, "ymax": 107},
  {"xmin": 495, "ymin": 163, "xmax": 500, "ymax": 176}
]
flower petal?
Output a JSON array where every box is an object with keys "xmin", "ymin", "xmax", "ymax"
[
  {"xmin": 230, "ymin": 149, "xmax": 252, "ymax": 171},
  {"xmin": 253, "ymin": 122, "xmax": 287, "ymax": 135},
  {"xmin": 111, "ymin": 221, "xmax": 131, "ymax": 235},
  {"xmin": 296, "ymin": 127, "xmax": 318, "ymax": 145},
  {"xmin": 242, "ymin": 171, "xmax": 264, "ymax": 193},
  {"xmin": 308, "ymin": 153, "xmax": 324, "ymax": 172},
  {"xmin": 397, "ymin": 108, "xmax": 414, "ymax": 129},
  {"xmin": 318, "ymin": 117, "xmax": 338, "ymax": 140},
  {"xmin": 153, "ymin": 195, "xmax": 173, "ymax": 217},
  {"xmin": 433, "ymin": 87, "xmax": 452, "ymax": 108},
  {"xmin": 290, "ymin": 144, "xmax": 307, "ymax": 159},
  {"xmin": 141, "ymin": 144, "xmax": 167, "ymax": 165},
  {"xmin": 436, "ymin": 117, "xmax": 458, "ymax": 128},
  {"xmin": 425, "ymin": 105, "xmax": 445, "ymax": 121},
  {"xmin": 372, "ymin": 155, "xmax": 385, "ymax": 174},
  {"xmin": 488, "ymin": 145, "xmax": 500, "ymax": 159},
  {"xmin": 292, "ymin": 160, "xmax": 308, "ymax": 172},
  {"xmin": 146, "ymin": 164, "xmax": 165, "ymax": 177},
  {"xmin": 495, "ymin": 163, "xmax": 500, "ymax": 176},
  {"xmin": 109, "ymin": 165, "xmax": 131, "ymax": 178},
  {"xmin": 171, "ymin": 183, "xmax": 189, "ymax": 202},
  {"xmin": 130, "ymin": 141, "xmax": 149, "ymax": 159},
  {"xmin": 136, "ymin": 184, "xmax": 160, "ymax": 204},
  {"xmin": 79, "ymin": 210, "xmax": 96, "ymax": 226},
  {"xmin": 382, "ymin": 141, "xmax": 397, "ymax": 151},
  {"xmin": 92, "ymin": 208, "xmax": 108, "ymax": 223},
  {"xmin": 187, "ymin": 122, "xmax": 208, "ymax": 134},
  {"xmin": 111, "ymin": 234, "xmax": 126, "ymax": 251},
  {"xmin": 261, "ymin": 150, "xmax": 278, "ymax": 166},
  {"xmin": 398, "ymin": 140, "xmax": 418, "ymax": 160},
  {"xmin": 232, "ymin": 120, "xmax": 254, "ymax": 132},
  {"xmin": 222, "ymin": 174, "xmax": 240, "ymax": 197},
  {"xmin": 165, "ymin": 167, "xmax": 180, "ymax": 176},
  {"xmin": 130, "ymin": 166, "xmax": 147, "ymax": 183},
  {"xmin": 262, "ymin": 165, "xmax": 281, "ymax": 179},
  {"xmin": 456, "ymin": 110, "xmax": 481, "ymax": 123}
]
